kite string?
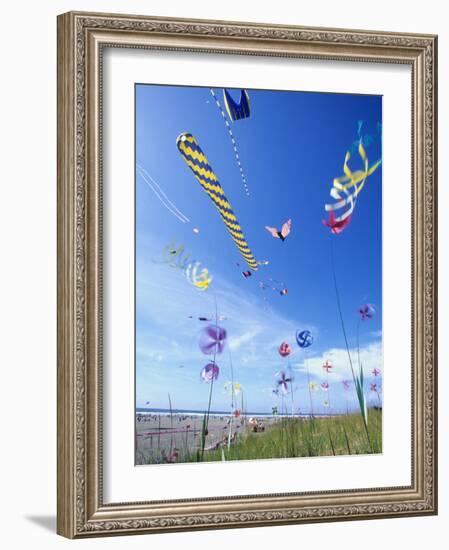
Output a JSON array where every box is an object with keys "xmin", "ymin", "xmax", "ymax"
[
  {"xmin": 209, "ymin": 89, "xmax": 250, "ymax": 197},
  {"xmin": 227, "ymin": 350, "xmax": 235, "ymax": 451},
  {"xmin": 305, "ymin": 349, "xmax": 314, "ymax": 418},
  {"xmin": 136, "ymin": 163, "xmax": 190, "ymax": 223},
  {"xmin": 201, "ymin": 295, "xmax": 219, "ymax": 460},
  {"xmin": 330, "ymin": 239, "xmax": 356, "ymax": 381},
  {"xmin": 330, "ymin": 238, "xmax": 372, "ymax": 451},
  {"xmin": 288, "ymin": 359, "xmax": 295, "ymax": 417}
]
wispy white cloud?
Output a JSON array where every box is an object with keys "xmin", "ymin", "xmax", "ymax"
[
  {"xmin": 135, "ymin": 234, "xmax": 382, "ymax": 411},
  {"xmin": 229, "ymin": 329, "xmax": 262, "ymax": 351},
  {"xmin": 135, "ymin": 239, "xmax": 314, "ymax": 376},
  {"xmin": 292, "ymin": 340, "xmax": 383, "ymax": 382}
]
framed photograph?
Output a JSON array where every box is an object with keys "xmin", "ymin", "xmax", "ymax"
[{"xmin": 57, "ymin": 11, "xmax": 438, "ymax": 538}]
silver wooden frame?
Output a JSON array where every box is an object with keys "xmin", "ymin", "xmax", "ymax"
[{"xmin": 57, "ymin": 11, "xmax": 438, "ymax": 538}]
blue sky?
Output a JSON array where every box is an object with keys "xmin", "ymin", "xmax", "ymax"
[{"xmin": 135, "ymin": 84, "xmax": 382, "ymax": 414}]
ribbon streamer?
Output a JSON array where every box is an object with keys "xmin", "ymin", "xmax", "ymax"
[
  {"xmin": 323, "ymin": 142, "xmax": 381, "ymax": 233},
  {"xmin": 185, "ymin": 261, "xmax": 213, "ymax": 291},
  {"xmin": 162, "ymin": 242, "xmax": 213, "ymax": 291}
]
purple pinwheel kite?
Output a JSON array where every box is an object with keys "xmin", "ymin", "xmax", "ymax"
[
  {"xmin": 276, "ymin": 370, "xmax": 293, "ymax": 394},
  {"xmin": 200, "ymin": 362, "xmax": 220, "ymax": 382},
  {"xmin": 198, "ymin": 325, "xmax": 227, "ymax": 355},
  {"xmin": 358, "ymin": 304, "xmax": 376, "ymax": 320}
]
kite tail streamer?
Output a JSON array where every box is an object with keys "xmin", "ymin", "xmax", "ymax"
[
  {"xmin": 210, "ymin": 89, "xmax": 251, "ymax": 197},
  {"xmin": 162, "ymin": 243, "xmax": 213, "ymax": 291},
  {"xmin": 177, "ymin": 132, "xmax": 258, "ymax": 271},
  {"xmin": 323, "ymin": 142, "xmax": 381, "ymax": 233},
  {"xmin": 136, "ymin": 164, "xmax": 190, "ymax": 223},
  {"xmin": 185, "ymin": 261, "xmax": 213, "ymax": 291}
]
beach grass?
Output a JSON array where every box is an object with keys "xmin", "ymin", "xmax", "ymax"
[
  {"xmin": 189, "ymin": 409, "xmax": 382, "ymax": 462},
  {"xmin": 135, "ymin": 409, "xmax": 382, "ymax": 465}
]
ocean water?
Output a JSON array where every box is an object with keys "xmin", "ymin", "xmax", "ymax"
[{"xmin": 136, "ymin": 407, "xmax": 338, "ymax": 418}]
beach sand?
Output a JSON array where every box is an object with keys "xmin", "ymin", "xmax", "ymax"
[{"xmin": 135, "ymin": 413, "xmax": 276, "ymax": 464}]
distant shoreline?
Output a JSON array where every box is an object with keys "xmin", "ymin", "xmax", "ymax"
[{"xmin": 136, "ymin": 407, "xmax": 348, "ymax": 418}]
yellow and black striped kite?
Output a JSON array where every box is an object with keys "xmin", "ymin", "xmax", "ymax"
[{"xmin": 176, "ymin": 132, "xmax": 258, "ymax": 271}]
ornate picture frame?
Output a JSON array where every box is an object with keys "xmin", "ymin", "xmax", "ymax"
[{"xmin": 57, "ymin": 11, "xmax": 437, "ymax": 538}]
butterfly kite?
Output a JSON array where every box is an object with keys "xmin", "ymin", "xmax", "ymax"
[{"xmin": 265, "ymin": 219, "xmax": 292, "ymax": 241}]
